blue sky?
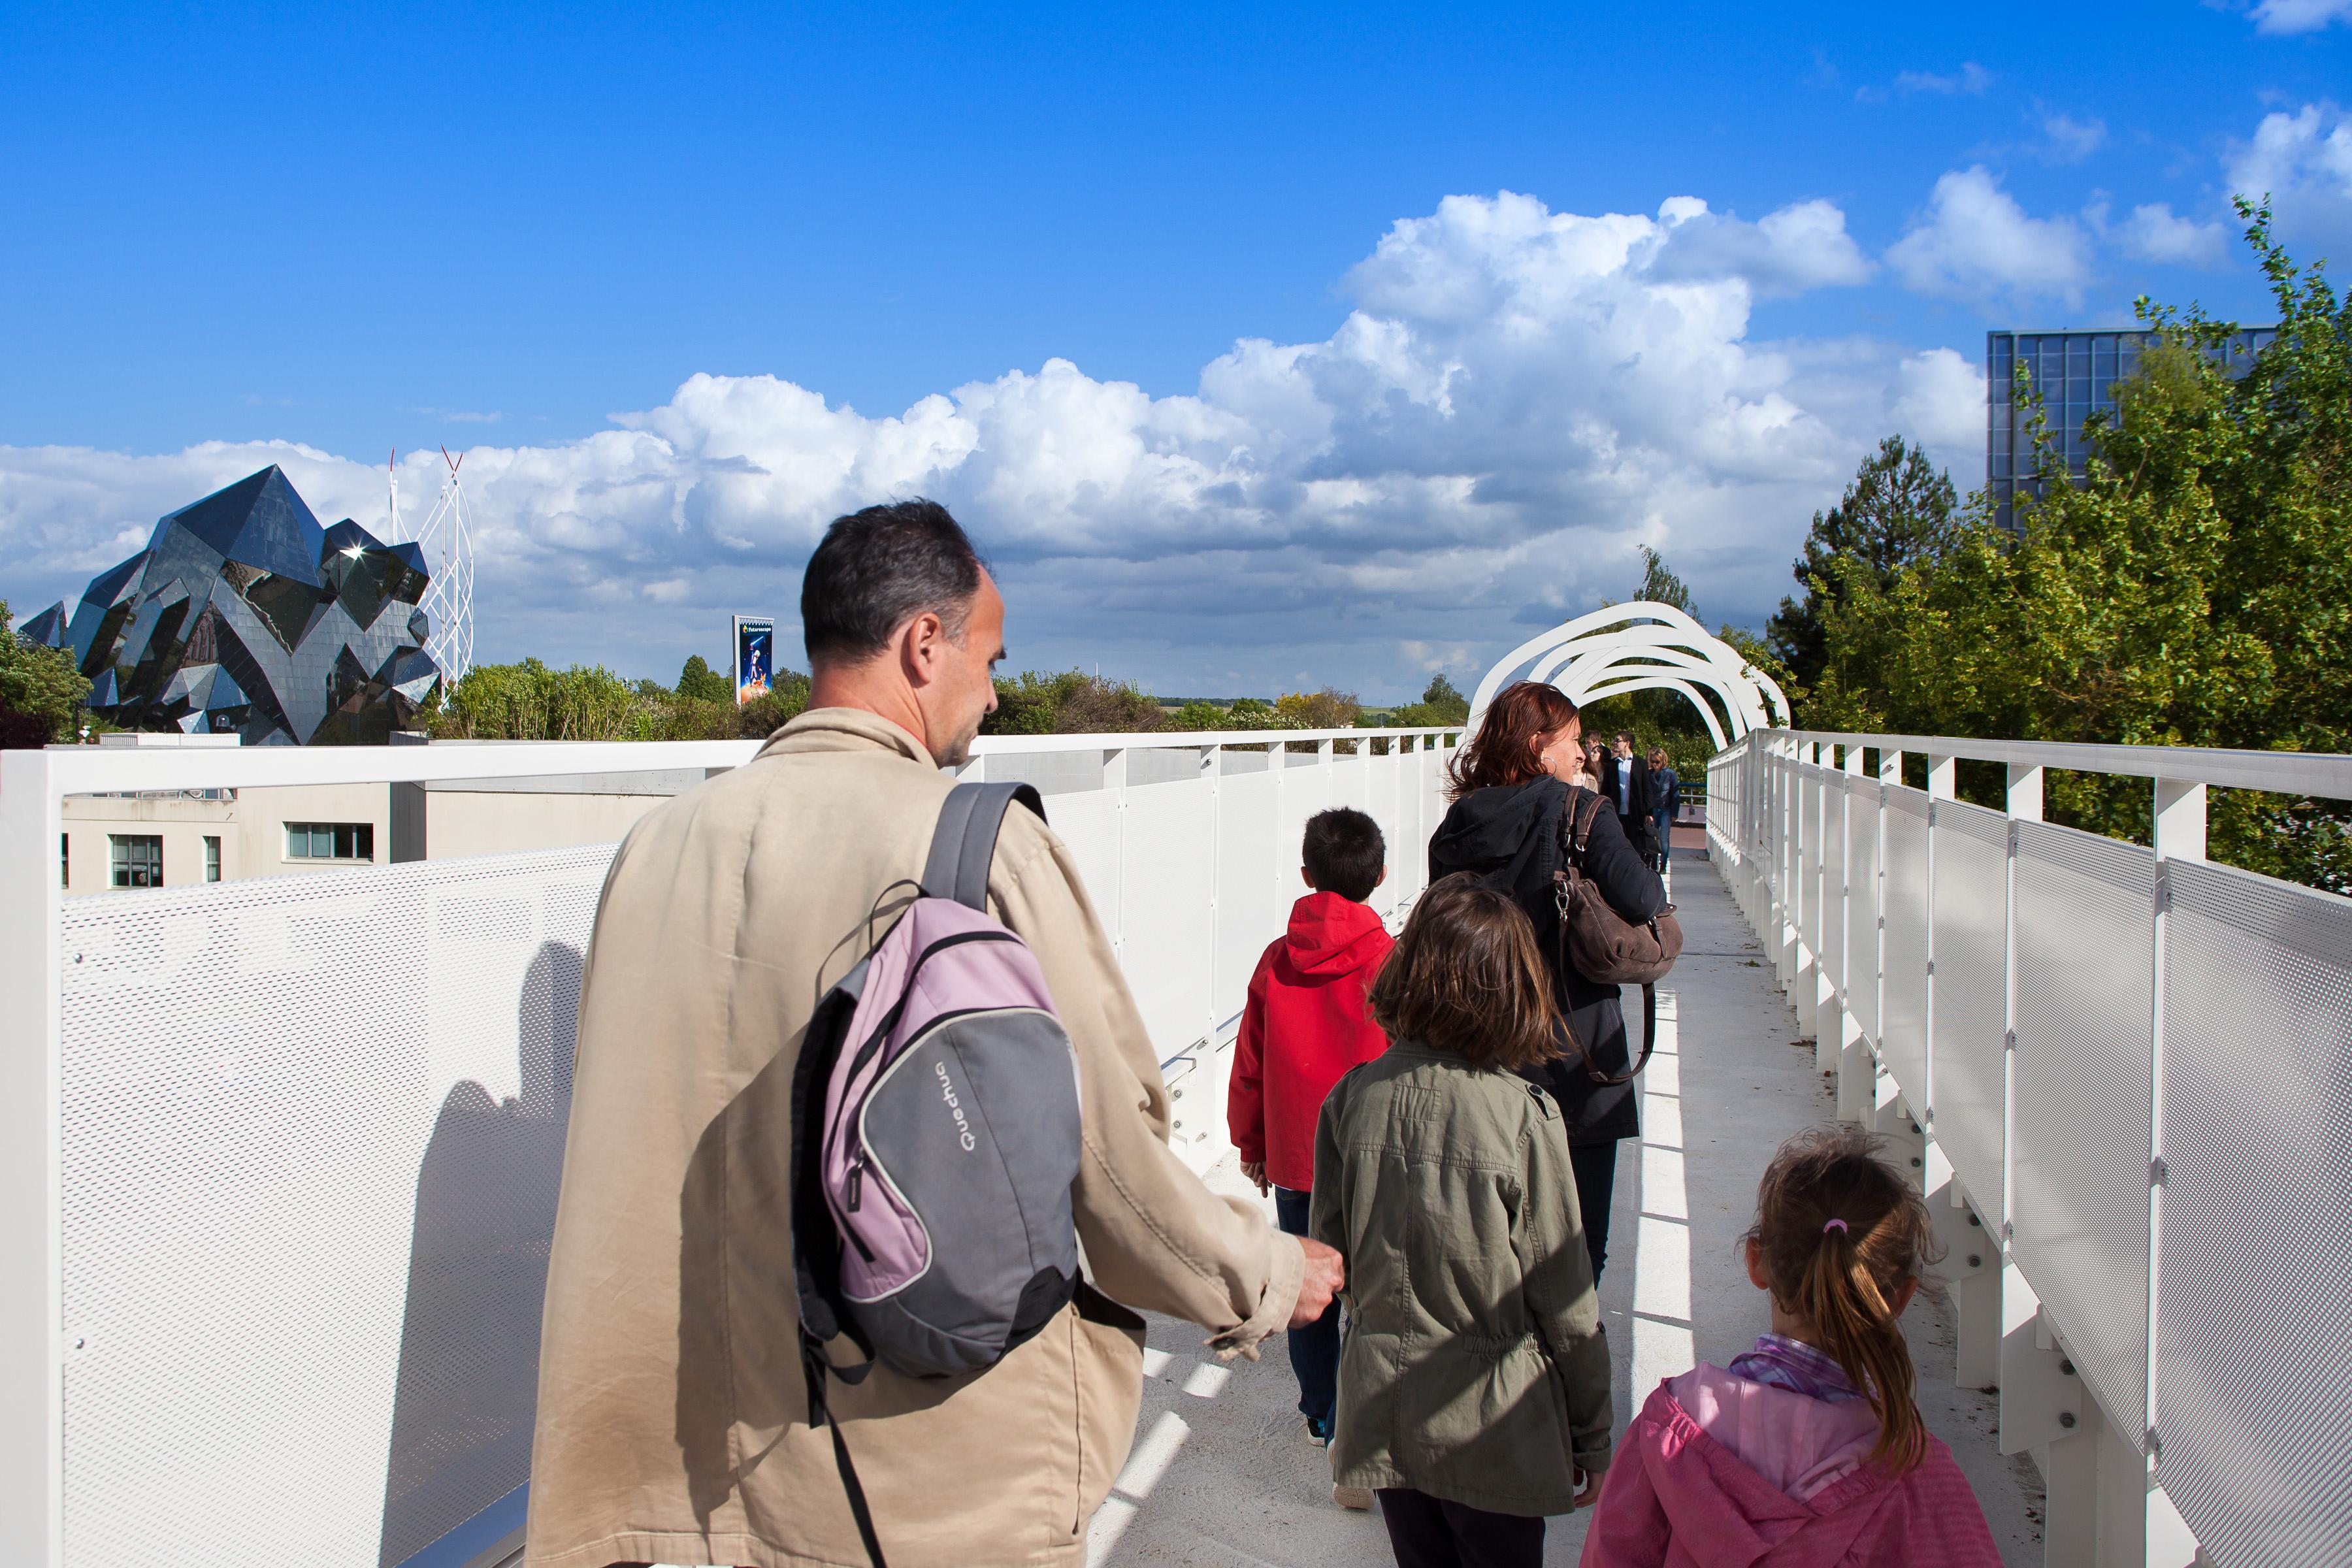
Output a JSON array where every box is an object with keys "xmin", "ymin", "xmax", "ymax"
[{"xmin": 5, "ymin": 1, "xmax": 2350, "ymax": 698}]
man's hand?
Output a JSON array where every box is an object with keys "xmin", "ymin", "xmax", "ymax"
[
  {"xmin": 1240, "ymin": 1160, "xmax": 1268, "ymax": 1195},
  {"xmin": 1573, "ymin": 1467, "xmax": 1603, "ymax": 1509},
  {"xmin": 1290, "ymin": 1237, "xmax": 1345, "ymax": 1328}
]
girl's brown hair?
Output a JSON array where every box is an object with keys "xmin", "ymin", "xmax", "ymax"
[
  {"xmin": 1744, "ymin": 1127, "xmax": 1942, "ymax": 1472},
  {"xmin": 1445, "ymin": 682, "xmax": 1580, "ymax": 800},
  {"xmin": 1367, "ymin": 874, "xmax": 1561, "ymax": 1071}
]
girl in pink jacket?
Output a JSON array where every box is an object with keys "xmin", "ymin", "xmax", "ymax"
[{"xmin": 1580, "ymin": 1128, "xmax": 2003, "ymax": 1568}]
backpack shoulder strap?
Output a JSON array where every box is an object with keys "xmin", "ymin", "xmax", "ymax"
[{"xmin": 923, "ymin": 781, "xmax": 1047, "ymax": 909}]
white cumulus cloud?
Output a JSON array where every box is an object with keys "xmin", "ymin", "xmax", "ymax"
[
  {"xmin": 2227, "ymin": 103, "xmax": 2352, "ymax": 246},
  {"xmin": 1647, "ymin": 197, "xmax": 1876, "ymax": 295},
  {"xmin": 2104, "ymin": 201, "xmax": 2232, "ymax": 267},
  {"xmin": 1886, "ymin": 166, "xmax": 2093, "ymax": 309},
  {"xmin": 2, "ymin": 191, "xmax": 1989, "ymax": 697},
  {"xmin": 2248, "ymin": 0, "xmax": 2352, "ymax": 34}
]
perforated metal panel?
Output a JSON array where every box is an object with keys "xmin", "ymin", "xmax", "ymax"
[
  {"xmin": 1928, "ymin": 800, "xmax": 2009, "ymax": 1210},
  {"xmin": 1211, "ymin": 766, "xmax": 1284, "ymax": 1029},
  {"xmin": 2011, "ymin": 819, "xmax": 2155, "ymax": 1448},
  {"xmin": 1844, "ymin": 777, "xmax": 1882, "ymax": 1044},
  {"xmin": 2155, "ymin": 860, "xmax": 2352, "ymax": 1568},
  {"xmin": 58, "ymin": 844, "xmax": 613, "ymax": 1568},
  {"xmin": 1119, "ymin": 778, "xmax": 1216, "ymax": 1055},
  {"xmin": 1880, "ymin": 789, "xmax": 1931, "ymax": 1106}
]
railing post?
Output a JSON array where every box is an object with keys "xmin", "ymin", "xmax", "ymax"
[
  {"xmin": 1835, "ymin": 743, "xmax": 1870, "ymax": 1120},
  {"xmin": 0, "ymin": 749, "xmax": 64, "ymax": 1568},
  {"xmin": 2007, "ymin": 762, "xmax": 2044, "ymax": 822},
  {"xmin": 2153, "ymin": 779, "xmax": 2205, "ymax": 864},
  {"xmin": 1927, "ymin": 753, "xmax": 1957, "ymax": 801},
  {"xmin": 1201, "ymin": 744, "xmax": 1222, "ymax": 1041},
  {"xmin": 1104, "ymin": 747, "xmax": 1128, "ymax": 959}
]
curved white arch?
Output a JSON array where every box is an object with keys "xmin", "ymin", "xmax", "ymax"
[{"xmin": 1469, "ymin": 600, "xmax": 1787, "ymax": 746}]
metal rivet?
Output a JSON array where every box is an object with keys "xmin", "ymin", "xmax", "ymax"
[
  {"xmin": 1968, "ymin": 1213, "xmax": 1982, "ymax": 1227},
  {"xmin": 2060, "ymin": 1360, "xmax": 2075, "ymax": 1377},
  {"xmin": 1968, "ymin": 1255, "xmax": 1983, "ymax": 1269},
  {"xmin": 2059, "ymin": 1413, "xmax": 2077, "ymax": 1429}
]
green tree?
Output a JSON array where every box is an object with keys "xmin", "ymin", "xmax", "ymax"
[
  {"xmin": 1168, "ymin": 699, "xmax": 1233, "ymax": 732},
  {"xmin": 1389, "ymin": 673, "xmax": 1470, "ymax": 728},
  {"xmin": 1, "ymin": 600, "xmax": 95, "ymax": 746},
  {"xmin": 676, "ymin": 654, "xmax": 731, "ymax": 704},
  {"xmin": 1767, "ymin": 436, "xmax": 1959, "ymax": 694},
  {"xmin": 1797, "ymin": 201, "xmax": 2352, "ymax": 891}
]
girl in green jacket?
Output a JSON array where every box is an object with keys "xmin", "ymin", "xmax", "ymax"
[{"xmin": 1312, "ymin": 872, "xmax": 1614, "ymax": 1568}]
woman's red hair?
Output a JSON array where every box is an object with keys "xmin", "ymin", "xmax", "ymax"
[{"xmin": 1445, "ymin": 681, "xmax": 1580, "ymax": 800}]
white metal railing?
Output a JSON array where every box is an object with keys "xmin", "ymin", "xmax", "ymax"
[
  {"xmin": 0, "ymin": 723, "xmax": 1460, "ymax": 1568},
  {"xmin": 1707, "ymin": 728, "xmax": 2352, "ymax": 1568}
]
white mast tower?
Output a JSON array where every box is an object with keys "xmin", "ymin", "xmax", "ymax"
[{"xmin": 387, "ymin": 446, "xmax": 477, "ymax": 681}]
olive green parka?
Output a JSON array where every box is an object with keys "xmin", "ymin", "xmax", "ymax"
[{"xmin": 1310, "ymin": 1041, "xmax": 1613, "ymax": 1516}]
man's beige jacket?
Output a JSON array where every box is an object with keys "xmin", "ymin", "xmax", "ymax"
[{"xmin": 525, "ymin": 708, "xmax": 1305, "ymax": 1568}]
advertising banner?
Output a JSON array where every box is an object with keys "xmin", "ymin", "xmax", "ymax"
[{"xmin": 732, "ymin": 615, "xmax": 775, "ymax": 706}]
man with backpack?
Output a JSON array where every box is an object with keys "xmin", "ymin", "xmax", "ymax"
[{"xmin": 526, "ymin": 500, "xmax": 1343, "ymax": 1568}]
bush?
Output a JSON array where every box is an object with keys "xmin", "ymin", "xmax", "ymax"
[
  {"xmin": 983, "ymin": 670, "xmax": 1164, "ymax": 736},
  {"xmin": 676, "ymin": 654, "xmax": 732, "ymax": 705}
]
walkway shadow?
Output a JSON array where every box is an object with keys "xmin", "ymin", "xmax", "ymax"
[{"xmin": 377, "ymin": 940, "xmax": 582, "ymax": 1567}]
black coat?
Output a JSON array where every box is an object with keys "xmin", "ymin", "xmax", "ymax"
[
  {"xmin": 1596, "ymin": 752, "xmax": 1654, "ymax": 826},
  {"xmin": 1427, "ymin": 777, "xmax": 1669, "ymax": 1145}
]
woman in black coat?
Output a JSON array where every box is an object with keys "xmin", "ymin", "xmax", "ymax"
[{"xmin": 1427, "ymin": 681, "xmax": 1668, "ymax": 1281}]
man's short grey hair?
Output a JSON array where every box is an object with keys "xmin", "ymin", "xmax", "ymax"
[{"xmin": 800, "ymin": 500, "xmax": 987, "ymax": 665}]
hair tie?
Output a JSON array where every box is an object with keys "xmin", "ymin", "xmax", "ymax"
[{"xmin": 1822, "ymin": 1218, "xmax": 1849, "ymax": 1236}]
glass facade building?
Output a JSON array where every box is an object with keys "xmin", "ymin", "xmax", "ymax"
[{"xmin": 1987, "ymin": 327, "xmax": 2277, "ymax": 530}]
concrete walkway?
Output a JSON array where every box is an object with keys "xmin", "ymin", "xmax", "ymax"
[{"xmin": 1087, "ymin": 846, "xmax": 2046, "ymax": 1566}]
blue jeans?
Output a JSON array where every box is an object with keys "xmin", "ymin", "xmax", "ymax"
[
  {"xmin": 1273, "ymin": 1186, "xmax": 1339, "ymax": 1428},
  {"xmin": 1652, "ymin": 808, "xmax": 1674, "ymax": 867}
]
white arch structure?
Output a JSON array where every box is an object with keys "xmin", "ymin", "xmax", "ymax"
[{"xmin": 1469, "ymin": 602, "xmax": 1789, "ymax": 750}]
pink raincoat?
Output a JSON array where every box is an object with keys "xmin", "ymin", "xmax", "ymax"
[{"xmin": 1580, "ymin": 1367, "xmax": 2004, "ymax": 1568}]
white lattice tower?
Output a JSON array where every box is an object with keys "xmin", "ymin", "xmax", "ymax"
[{"xmin": 387, "ymin": 448, "xmax": 477, "ymax": 682}]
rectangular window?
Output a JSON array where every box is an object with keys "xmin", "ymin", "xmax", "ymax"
[
  {"xmin": 285, "ymin": 822, "xmax": 375, "ymax": 862},
  {"xmin": 110, "ymin": 834, "xmax": 163, "ymax": 889},
  {"xmin": 204, "ymin": 836, "xmax": 222, "ymax": 882},
  {"xmin": 61, "ymin": 833, "xmax": 69, "ymax": 889}
]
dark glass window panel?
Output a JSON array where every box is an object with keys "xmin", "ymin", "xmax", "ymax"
[
  {"xmin": 110, "ymin": 834, "xmax": 163, "ymax": 889},
  {"xmin": 61, "ymin": 833, "xmax": 69, "ymax": 888},
  {"xmin": 2067, "ymin": 378, "xmax": 2092, "ymax": 405},
  {"xmin": 204, "ymin": 836, "xmax": 221, "ymax": 883}
]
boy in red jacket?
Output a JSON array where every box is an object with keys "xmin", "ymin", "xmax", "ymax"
[{"xmin": 1230, "ymin": 806, "xmax": 1396, "ymax": 1456}]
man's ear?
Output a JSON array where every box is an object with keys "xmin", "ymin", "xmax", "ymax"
[
  {"xmin": 1376, "ymin": 865, "xmax": 1389, "ymax": 887},
  {"xmin": 1300, "ymin": 866, "xmax": 1314, "ymax": 889},
  {"xmin": 899, "ymin": 609, "xmax": 946, "ymax": 687}
]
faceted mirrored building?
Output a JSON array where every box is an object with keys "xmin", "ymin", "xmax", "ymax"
[{"xmin": 19, "ymin": 466, "xmax": 442, "ymax": 744}]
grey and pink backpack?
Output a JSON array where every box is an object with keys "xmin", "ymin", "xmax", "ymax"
[{"xmin": 791, "ymin": 781, "xmax": 1093, "ymax": 1566}]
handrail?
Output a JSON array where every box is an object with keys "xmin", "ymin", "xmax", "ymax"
[
  {"xmin": 2, "ymin": 725, "xmax": 1465, "ymax": 796},
  {"xmin": 1777, "ymin": 728, "xmax": 2352, "ymax": 798}
]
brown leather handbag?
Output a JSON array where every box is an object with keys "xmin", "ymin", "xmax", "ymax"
[{"xmin": 1554, "ymin": 787, "xmax": 1683, "ymax": 1084}]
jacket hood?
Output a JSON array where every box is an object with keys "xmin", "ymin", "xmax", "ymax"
[
  {"xmin": 1284, "ymin": 890, "xmax": 1392, "ymax": 977},
  {"xmin": 1614, "ymin": 1377, "xmax": 1891, "ymax": 1567},
  {"xmin": 1428, "ymin": 777, "xmax": 1562, "ymax": 873}
]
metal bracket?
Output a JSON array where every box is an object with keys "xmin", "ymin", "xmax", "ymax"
[
  {"xmin": 1999, "ymin": 1281, "xmax": 2083, "ymax": 1454},
  {"xmin": 2151, "ymin": 1156, "xmax": 2169, "ymax": 1187},
  {"xmin": 2004, "ymin": 1028, "xmax": 2017, "ymax": 1053}
]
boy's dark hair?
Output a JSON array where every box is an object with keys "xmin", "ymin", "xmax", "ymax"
[
  {"xmin": 1301, "ymin": 807, "xmax": 1386, "ymax": 902},
  {"xmin": 801, "ymin": 499, "xmax": 987, "ymax": 666},
  {"xmin": 1367, "ymin": 874, "xmax": 1561, "ymax": 1071}
]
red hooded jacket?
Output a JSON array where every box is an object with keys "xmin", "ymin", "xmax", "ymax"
[{"xmin": 1228, "ymin": 890, "xmax": 1395, "ymax": 1192}]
